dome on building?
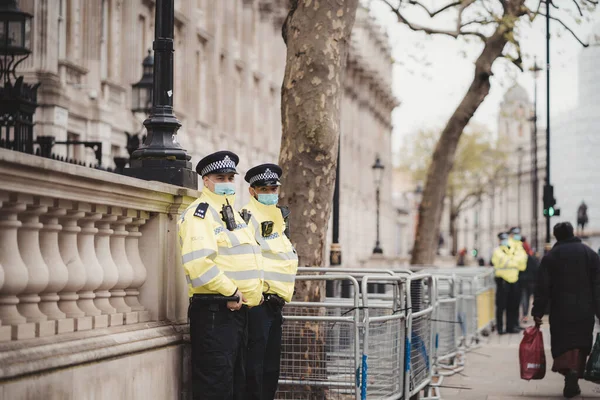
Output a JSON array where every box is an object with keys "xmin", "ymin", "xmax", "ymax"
[{"xmin": 503, "ymin": 83, "xmax": 529, "ymax": 103}]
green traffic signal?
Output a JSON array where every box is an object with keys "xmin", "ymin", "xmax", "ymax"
[
  {"xmin": 548, "ymin": 207, "xmax": 555, "ymax": 217},
  {"xmin": 471, "ymin": 249, "xmax": 478, "ymax": 257}
]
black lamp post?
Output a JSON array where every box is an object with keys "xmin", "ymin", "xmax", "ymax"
[
  {"xmin": 372, "ymin": 155, "xmax": 385, "ymax": 254},
  {"xmin": 529, "ymin": 58, "xmax": 542, "ymax": 252},
  {"xmin": 124, "ymin": 0, "xmax": 197, "ymax": 189},
  {"xmin": 517, "ymin": 146, "xmax": 524, "ymax": 226}
]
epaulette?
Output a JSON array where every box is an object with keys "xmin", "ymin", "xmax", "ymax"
[{"xmin": 193, "ymin": 203, "xmax": 209, "ymax": 219}]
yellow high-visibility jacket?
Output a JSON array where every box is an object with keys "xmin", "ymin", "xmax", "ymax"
[
  {"xmin": 177, "ymin": 188, "xmax": 264, "ymax": 307},
  {"xmin": 242, "ymin": 197, "xmax": 298, "ymax": 303},
  {"xmin": 491, "ymin": 242, "xmax": 528, "ymax": 283}
]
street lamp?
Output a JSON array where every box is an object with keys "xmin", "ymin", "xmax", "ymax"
[
  {"xmin": 131, "ymin": 50, "xmax": 154, "ymax": 114},
  {"xmin": 0, "ymin": 0, "xmax": 33, "ymax": 85},
  {"xmin": 124, "ymin": 0, "xmax": 197, "ymax": 189},
  {"xmin": 517, "ymin": 146, "xmax": 524, "ymax": 226},
  {"xmin": 0, "ymin": 0, "xmax": 38, "ymax": 155},
  {"xmin": 529, "ymin": 58, "xmax": 542, "ymax": 252},
  {"xmin": 372, "ymin": 155, "xmax": 385, "ymax": 254}
]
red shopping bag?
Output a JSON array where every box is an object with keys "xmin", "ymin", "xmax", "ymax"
[{"xmin": 519, "ymin": 326, "xmax": 546, "ymax": 380}]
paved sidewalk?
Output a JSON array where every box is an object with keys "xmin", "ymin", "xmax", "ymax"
[{"xmin": 440, "ymin": 327, "xmax": 600, "ymax": 399}]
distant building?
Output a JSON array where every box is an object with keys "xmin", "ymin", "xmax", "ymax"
[{"xmin": 553, "ymin": 22, "xmax": 600, "ymax": 246}]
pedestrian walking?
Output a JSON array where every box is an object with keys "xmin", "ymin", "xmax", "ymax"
[
  {"xmin": 519, "ymin": 236, "xmax": 539, "ymax": 324},
  {"xmin": 242, "ymin": 164, "xmax": 298, "ymax": 400},
  {"xmin": 178, "ymin": 151, "xmax": 264, "ymax": 400},
  {"xmin": 492, "ymin": 232, "xmax": 527, "ymax": 334},
  {"xmin": 532, "ymin": 222, "xmax": 600, "ymax": 398}
]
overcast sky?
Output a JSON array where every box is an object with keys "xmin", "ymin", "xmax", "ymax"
[{"xmin": 367, "ymin": 1, "xmax": 600, "ymax": 161}]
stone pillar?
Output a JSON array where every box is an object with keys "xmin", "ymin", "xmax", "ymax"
[
  {"xmin": 17, "ymin": 200, "xmax": 56, "ymax": 337},
  {"xmin": 124, "ymin": 212, "xmax": 150, "ymax": 322},
  {"xmin": 77, "ymin": 208, "xmax": 110, "ymax": 329},
  {"xmin": 94, "ymin": 207, "xmax": 124, "ymax": 325},
  {"xmin": 39, "ymin": 203, "xmax": 76, "ymax": 334},
  {"xmin": 0, "ymin": 200, "xmax": 28, "ymax": 327},
  {"xmin": 109, "ymin": 209, "xmax": 135, "ymax": 323},
  {"xmin": 57, "ymin": 204, "xmax": 93, "ymax": 332}
]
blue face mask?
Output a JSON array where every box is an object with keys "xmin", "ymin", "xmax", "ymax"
[
  {"xmin": 501, "ymin": 239, "xmax": 509, "ymax": 246},
  {"xmin": 213, "ymin": 182, "xmax": 235, "ymax": 196},
  {"xmin": 257, "ymin": 193, "xmax": 279, "ymax": 206},
  {"xmin": 513, "ymin": 234, "xmax": 521, "ymax": 241}
]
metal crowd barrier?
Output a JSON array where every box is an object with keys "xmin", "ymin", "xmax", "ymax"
[
  {"xmin": 276, "ymin": 267, "xmax": 490, "ymax": 399},
  {"xmin": 277, "ymin": 274, "xmax": 362, "ymax": 399},
  {"xmin": 431, "ymin": 276, "xmax": 463, "ymax": 376}
]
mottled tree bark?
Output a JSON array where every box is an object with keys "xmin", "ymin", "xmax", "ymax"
[
  {"xmin": 278, "ymin": 1, "xmax": 358, "ymax": 397},
  {"xmin": 280, "ymin": 0, "xmax": 358, "ymax": 284},
  {"xmin": 410, "ymin": 22, "xmax": 514, "ymax": 265}
]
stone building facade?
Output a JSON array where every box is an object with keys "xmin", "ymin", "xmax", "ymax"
[
  {"xmin": 553, "ymin": 23, "xmax": 600, "ymax": 250},
  {"xmin": 17, "ymin": 0, "xmax": 398, "ymax": 267}
]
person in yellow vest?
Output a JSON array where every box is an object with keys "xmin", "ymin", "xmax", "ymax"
[
  {"xmin": 241, "ymin": 163, "xmax": 298, "ymax": 400},
  {"xmin": 492, "ymin": 231, "xmax": 527, "ymax": 334},
  {"xmin": 178, "ymin": 151, "xmax": 263, "ymax": 400}
]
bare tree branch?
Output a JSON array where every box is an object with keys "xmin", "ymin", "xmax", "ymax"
[
  {"xmin": 407, "ymin": 0, "xmax": 462, "ymax": 18},
  {"xmin": 571, "ymin": 0, "xmax": 584, "ymax": 16},
  {"xmin": 539, "ymin": 12, "xmax": 590, "ymax": 47},
  {"xmin": 382, "ymin": 0, "xmax": 488, "ymax": 41}
]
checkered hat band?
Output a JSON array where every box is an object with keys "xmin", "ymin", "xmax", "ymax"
[
  {"xmin": 249, "ymin": 171, "xmax": 279, "ymax": 185},
  {"xmin": 201, "ymin": 159, "xmax": 236, "ymax": 176}
]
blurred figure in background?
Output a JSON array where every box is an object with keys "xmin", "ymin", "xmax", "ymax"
[{"xmin": 519, "ymin": 236, "xmax": 539, "ymax": 324}]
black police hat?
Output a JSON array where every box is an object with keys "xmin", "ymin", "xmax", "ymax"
[
  {"xmin": 498, "ymin": 232, "xmax": 509, "ymax": 240},
  {"xmin": 195, "ymin": 151, "xmax": 239, "ymax": 177},
  {"xmin": 245, "ymin": 163, "xmax": 282, "ymax": 187}
]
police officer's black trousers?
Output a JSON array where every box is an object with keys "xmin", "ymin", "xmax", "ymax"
[
  {"xmin": 246, "ymin": 302, "xmax": 283, "ymax": 400},
  {"xmin": 189, "ymin": 300, "xmax": 248, "ymax": 400},
  {"xmin": 495, "ymin": 278, "xmax": 520, "ymax": 333}
]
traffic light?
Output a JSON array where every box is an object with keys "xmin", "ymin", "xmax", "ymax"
[
  {"xmin": 543, "ymin": 184, "xmax": 560, "ymax": 218},
  {"xmin": 471, "ymin": 249, "xmax": 478, "ymax": 257}
]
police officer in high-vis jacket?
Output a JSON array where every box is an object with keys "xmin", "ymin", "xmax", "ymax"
[
  {"xmin": 178, "ymin": 151, "xmax": 264, "ymax": 400},
  {"xmin": 492, "ymin": 231, "xmax": 527, "ymax": 334},
  {"xmin": 241, "ymin": 164, "xmax": 298, "ymax": 400}
]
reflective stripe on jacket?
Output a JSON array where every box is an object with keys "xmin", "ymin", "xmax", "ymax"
[
  {"xmin": 177, "ymin": 188, "xmax": 264, "ymax": 306},
  {"xmin": 243, "ymin": 197, "xmax": 298, "ymax": 303},
  {"xmin": 492, "ymin": 242, "xmax": 528, "ymax": 283}
]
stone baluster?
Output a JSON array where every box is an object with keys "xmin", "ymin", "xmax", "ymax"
[
  {"xmin": 0, "ymin": 196, "xmax": 34, "ymax": 340},
  {"xmin": 77, "ymin": 206, "xmax": 110, "ymax": 329},
  {"xmin": 17, "ymin": 198, "xmax": 56, "ymax": 337},
  {"xmin": 93, "ymin": 206, "xmax": 124, "ymax": 326},
  {"xmin": 57, "ymin": 202, "xmax": 93, "ymax": 332},
  {"xmin": 0, "ymin": 262, "xmax": 9, "ymax": 341},
  {"xmin": 108, "ymin": 208, "xmax": 135, "ymax": 324},
  {"xmin": 39, "ymin": 200, "xmax": 74, "ymax": 334},
  {"xmin": 124, "ymin": 211, "xmax": 150, "ymax": 322}
]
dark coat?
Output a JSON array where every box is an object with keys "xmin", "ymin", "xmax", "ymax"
[{"xmin": 531, "ymin": 237, "xmax": 600, "ymax": 358}]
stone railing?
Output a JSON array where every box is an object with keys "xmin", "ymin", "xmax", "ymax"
[{"xmin": 0, "ymin": 148, "xmax": 198, "ymax": 387}]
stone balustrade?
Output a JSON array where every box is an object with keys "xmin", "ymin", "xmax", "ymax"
[{"xmin": 0, "ymin": 148, "xmax": 197, "ymax": 349}]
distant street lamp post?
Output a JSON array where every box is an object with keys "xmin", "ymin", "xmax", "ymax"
[
  {"xmin": 517, "ymin": 146, "xmax": 524, "ymax": 226},
  {"xmin": 529, "ymin": 58, "xmax": 542, "ymax": 252},
  {"xmin": 124, "ymin": 0, "xmax": 197, "ymax": 188},
  {"xmin": 372, "ymin": 155, "xmax": 385, "ymax": 254}
]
